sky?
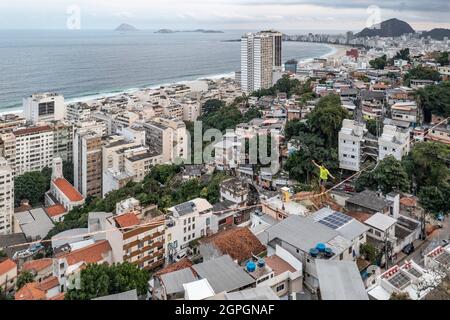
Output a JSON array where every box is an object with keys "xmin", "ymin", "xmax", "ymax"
[{"xmin": 0, "ymin": 0, "xmax": 449, "ymax": 32}]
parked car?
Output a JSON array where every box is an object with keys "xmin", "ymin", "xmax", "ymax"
[{"xmin": 402, "ymin": 243, "xmax": 415, "ymax": 255}]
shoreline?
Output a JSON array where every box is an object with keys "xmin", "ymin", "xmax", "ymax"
[{"xmin": 1, "ymin": 43, "xmax": 338, "ymax": 116}]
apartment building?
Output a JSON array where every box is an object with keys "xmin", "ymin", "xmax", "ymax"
[
  {"xmin": 338, "ymin": 119, "xmax": 371, "ymax": 172},
  {"xmin": 0, "ymin": 259, "xmax": 17, "ymax": 295},
  {"xmin": 73, "ymin": 131, "xmax": 103, "ymax": 198},
  {"xmin": 163, "ymin": 104, "xmax": 184, "ymax": 121},
  {"xmin": 88, "ymin": 210, "xmax": 166, "ymax": 271},
  {"xmin": 378, "ymin": 125, "xmax": 410, "ymax": 161},
  {"xmin": 115, "ymin": 111, "xmax": 140, "ymax": 129},
  {"xmin": 50, "ymin": 121, "xmax": 73, "ymax": 163},
  {"xmin": 0, "ymin": 158, "xmax": 14, "ymax": 235},
  {"xmin": 23, "ymin": 93, "xmax": 65, "ymax": 124},
  {"xmin": 241, "ymin": 31, "xmax": 283, "ymax": 94},
  {"xmin": 390, "ymin": 101, "xmax": 418, "ymax": 127},
  {"xmin": 181, "ymin": 99, "xmax": 201, "ymax": 122},
  {"xmin": 0, "ymin": 133, "xmax": 16, "ymax": 172},
  {"xmin": 166, "ymin": 198, "xmax": 218, "ymax": 262},
  {"xmin": 66, "ymin": 102, "xmax": 92, "ymax": 123},
  {"xmin": 14, "ymin": 125, "xmax": 54, "ymax": 176},
  {"xmin": 0, "ymin": 114, "xmax": 26, "ymax": 134},
  {"xmin": 123, "ymin": 149, "xmax": 163, "ymax": 182},
  {"xmin": 143, "ymin": 117, "xmax": 188, "ymax": 164}
]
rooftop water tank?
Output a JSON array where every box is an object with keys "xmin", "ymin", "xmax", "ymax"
[
  {"xmin": 309, "ymin": 248, "xmax": 319, "ymax": 258},
  {"xmin": 246, "ymin": 261, "xmax": 256, "ymax": 272},
  {"xmin": 316, "ymin": 243, "xmax": 326, "ymax": 252},
  {"xmin": 257, "ymin": 259, "xmax": 265, "ymax": 268},
  {"xmin": 324, "ymin": 247, "xmax": 333, "ymax": 258}
]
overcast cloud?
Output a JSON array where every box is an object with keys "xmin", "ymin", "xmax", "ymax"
[{"xmin": 0, "ymin": 0, "xmax": 448, "ymax": 31}]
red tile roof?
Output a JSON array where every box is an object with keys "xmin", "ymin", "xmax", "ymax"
[
  {"xmin": 15, "ymin": 282, "xmax": 46, "ymax": 300},
  {"xmin": 60, "ymin": 240, "xmax": 111, "ymax": 266},
  {"xmin": 201, "ymin": 227, "xmax": 266, "ymax": 263},
  {"xmin": 53, "ymin": 178, "xmax": 84, "ymax": 202},
  {"xmin": 0, "ymin": 258, "xmax": 16, "ymax": 275},
  {"xmin": 45, "ymin": 204, "xmax": 67, "ymax": 217},
  {"xmin": 154, "ymin": 258, "xmax": 193, "ymax": 277},
  {"xmin": 265, "ymin": 255, "xmax": 296, "ymax": 276},
  {"xmin": 114, "ymin": 212, "xmax": 140, "ymax": 228},
  {"xmin": 36, "ymin": 276, "xmax": 59, "ymax": 291},
  {"xmin": 22, "ymin": 258, "xmax": 53, "ymax": 273},
  {"xmin": 346, "ymin": 211, "xmax": 372, "ymax": 223},
  {"xmin": 49, "ymin": 292, "xmax": 65, "ymax": 300}
]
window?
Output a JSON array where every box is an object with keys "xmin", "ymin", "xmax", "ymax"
[
  {"xmin": 339, "ymin": 253, "xmax": 343, "ymax": 260},
  {"xmin": 183, "ymin": 236, "xmax": 186, "ymax": 242},
  {"xmin": 348, "ymin": 247, "xmax": 352, "ymax": 254},
  {"xmin": 276, "ymin": 284, "xmax": 285, "ymax": 292}
]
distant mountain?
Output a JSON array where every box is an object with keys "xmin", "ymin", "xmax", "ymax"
[
  {"xmin": 421, "ymin": 28, "xmax": 450, "ymax": 40},
  {"xmin": 356, "ymin": 18, "xmax": 415, "ymax": 38},
  {"xmin": 115, "ymin": 23, "xmax": 138, "ymax": 32},
  {"xmin": 154, "ymin": 29, "xmax": 223, "ymax": 34}
]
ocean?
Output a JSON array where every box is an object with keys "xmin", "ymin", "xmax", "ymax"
[{"xmin": 0, "ymin": 30, "xmax": 334, "ymax": 113}]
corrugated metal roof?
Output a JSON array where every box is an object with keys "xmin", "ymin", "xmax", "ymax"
[
  {"xmin": 192, "ymin": 255, "xmax": 255, "ymax": 293},
  {"xmin": 316, "ymin": 260, "xmax": 368, "ymax": 300},
  {"xmin": 160, "ymin": 268, "xmax": 197, "ymax": 295}
]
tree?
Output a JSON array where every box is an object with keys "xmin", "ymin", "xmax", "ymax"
[
  {"xmin": 308, "ymin": 94, "xmax": 349, "ymax": 147},
  {"xmin": 403, "ymin": 66, "xmax": 441, "ymax": 86},
  {"xmin": 355, "ymin": 156, "xmax": 410, "ymax": 194},
  {"xmin": 16, "ymin": 271, "xmax": 34, "ymax": 290},
  {"xmin": 418, "ymin": 185, "xmax": 450, "ymax": 215},
  {"xmin": 14, "ymin": 170, "xmax": 49, "ymax": 206},
  {"xmin": 403, "ymin": 142, "xmax": 450, "ymax": 190},
  {"xmin": 436, "ymin": 51, "xmax": 449, "ymax": 66},
  {"xmin": 65, "ymin": 262, "xmax": 150, "ymax": 300},
  {"xmin": 366, "ymin": 118, "xmax": 381, "ymax": 136},
  {"xmin": 360, "ymin": 243, "xmax": 380, "ymax": 265},
  {"xmin": 202, "ymin": 99, "xmax": 225, "ymax": 116},
  {"xmin": 416, "ymin": 81, "xmax": 450, "ymax": 121},
  {"xmin": 0, "ymin": 250, "xmax": 6, "ymax": 258},
  {"xmin": 369, "ymin": 55, "xmax": 387, "ymax": 70},
  {"xmin": 390, "ymin": 292, "xmax": 411, "ymax": 300},
  {"xmin": 394, "ymin": 48, "xmax": 410, "ymax": 61}
]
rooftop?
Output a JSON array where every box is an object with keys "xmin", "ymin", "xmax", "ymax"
[
  {"xmin": 200, "ymin": 227, "xmax": 266, "ymax": 263},
  {"xmin": 261, "ymin": 215, "xmax": 339, "ymax": 253},
  {"xmin": 365, "ymin": 212, "xmax": 397, "ymax": 232},
  {"xmin": 160, "ymin": 268, "xmax": 197, "ymax": 295},
  {"xmin": 22, "ymin": 258, "xmax": 52, "ymax": 273},
  {"xmin": 114, "ymin": 212, "xmax": 140, "ymax": 228},
  {"xmin": 316, "ymin": 260, "xmax": 368, "ymax": 300},
  {"xmin": 45, "ymin": 204, "xmax": 67, "ymax": 218},
  {"xmin": 57, "ymin": 240, "xmax": 111, "ymax": 266},
  {"xmin": 346, "ymin": 190, "xmax": 392, "ymax": 212},
  {"xmin": 0, "ymin": 258, "xmax": 16, "ymax": 275},
  {"xmin": 53, "ymin": 178, "xmax": 84, "ymax": 202},
  {"xmin": 192, "ymin": 255, "xmax": 255, "ymax": 293}
]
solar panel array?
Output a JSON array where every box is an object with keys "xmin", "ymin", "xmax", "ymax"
[
  {"xmin": 435, "ymin": 251, "xmax": 450, "ymax": 266},
  {"xmin": 175, "ymin": 202, "xmax": 195, "ymax": 216},
  {"xmin": 318, "ymin": 211, "xmax": 353, "ymax": 229},
  {"xmin": 387, "ymin": 272, "xmax": 411, "ymax": 290}
]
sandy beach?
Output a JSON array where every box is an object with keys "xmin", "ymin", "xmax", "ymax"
[{"xmin": 323, "ymin": 44, "xmax": 351, "ymax": 59}]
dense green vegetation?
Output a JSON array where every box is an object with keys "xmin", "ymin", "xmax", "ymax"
[
  {"xmin": 47, "ymin": 164, "xmax": 230, "ymax": 237},
  {"xmin": 355, "ymin": 156, "xmax": 410, "ymax": 194},
  {"xmin": 416, "ymin": 81, "xmax": 450, "ymax": 120},
  {"xmin": 354, "ymin": 142, "xmax": 449, "ymax": 215},
  {"xmin": 16, "ymin": 271, "xmax": 34, "ymax": 290},
  {"xmin": 403, "ymin": 66, "xmax": 441, "ymax": 86},
  {"xmin": 14, "ymin": 170, "xmax": 50, "ymax": 206},
  {"xmin": 252, "ymin": 75, "xmax": 313, "ymax": 98},
  {"xmin": 65, "ymin": 262, "xmax": 150, "ymax": 300},
  {"xmin": 366, "ymin": 118, "xmax": 382, "ymax": 136},
  {"xmin": 369, "ymin": 55, "xmax": 387, "ymax": 70},
  {"xmin": 394, "ymin": 48, "xmax": 411, "ymax": 62},
  {"xmin": 284, "ymin": 94, "xmax": 349, "ymax": 184},
  {"xmin": 14, "ymin": 161, "xmax": 74, "ymax": 207}
]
